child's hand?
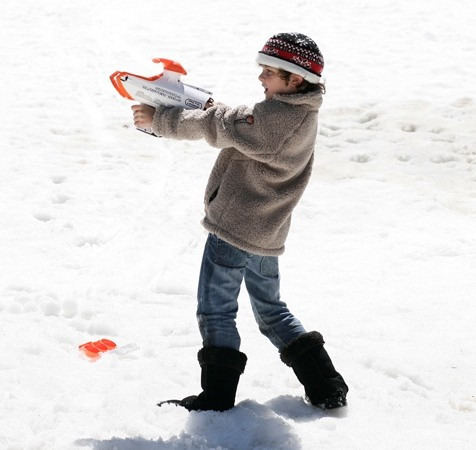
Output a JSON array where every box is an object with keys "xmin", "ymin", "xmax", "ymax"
[
  {"xmin": 131, "ymin": 104, "xmax": 156, "ymax": 129},
  {"xmin": 204, "ymin": 98, "xmax": 215, "ymax": 110}
]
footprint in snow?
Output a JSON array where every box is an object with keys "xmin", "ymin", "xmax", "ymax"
[
  {"xmin": 349, "ymin": 153, "xmax": 372, "ymax": 163},
  {"xmin": 396, "ymin": 154, "xmax": 412, "ymax": 162},
  {"xmin": 51, "ymin": 194, "xmax": 72, "ymax": 205},
  {"xmin": 50, "ymin": 175, "xmax": 67, "ymax": 184},
  {"xmin": 430, "ymin": 154, "xmax": 458, "ymax": 164},
  {"xmin": 452, "ymin": 97, "xmax": 473, "ymax": 108},
  {"xmin": 33, "ymin": 212, "xmax": 54, "ymax": 222},
  {"xmin": 401, "ymin": 123, "xmax": 417, "ymax": 132},
  {"xmin": 320, "ymin": 127, "xmax": 341, "ymax": 138},
  {"xmin": 74, "ymin": 235, "xmax": 103, "ymax": 247},
  {"xmin": 40, "ymin": 296, "xmax": 62, "ymax": 316},
  {"xmin": 357, "ymin": 112, "xmax": 378, "ymax": 124}
]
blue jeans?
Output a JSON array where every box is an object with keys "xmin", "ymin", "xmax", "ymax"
[{"xmin": 197, "ymin": 234, "xmax": 307, "ymax": 351}]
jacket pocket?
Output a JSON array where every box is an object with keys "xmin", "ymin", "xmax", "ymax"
[{"xmin": 208, "ymin": 186, "xmax": 219, "ymax": 204}]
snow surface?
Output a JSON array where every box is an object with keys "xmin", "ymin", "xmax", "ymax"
[{"xmin": 1, "ymin": 0, "xmax": 475, "ymax": 448}]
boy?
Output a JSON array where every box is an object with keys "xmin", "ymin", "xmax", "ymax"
[{"xmin": 132, "ymin": 32, "xmax": 348, "ymax": 411}]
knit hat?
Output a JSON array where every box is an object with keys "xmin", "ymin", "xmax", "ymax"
[{"xmin": 256, "ymin": 32, "xmax": 324, "ymax": 84}]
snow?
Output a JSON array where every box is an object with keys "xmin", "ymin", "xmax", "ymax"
[{"xmin": 1, "ymin": 0, "xmax": 475, "ymax": 448}]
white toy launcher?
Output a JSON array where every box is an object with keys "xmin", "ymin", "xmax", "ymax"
[{"xmin": 110, "ymin": 58, "xmax": 213, "ymax": 135}]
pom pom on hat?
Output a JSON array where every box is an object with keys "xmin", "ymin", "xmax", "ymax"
[{"xmin": 256, "ymin": 32, "xmax": 324, "ymax": 84}]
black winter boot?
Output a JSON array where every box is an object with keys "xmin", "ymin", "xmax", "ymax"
[
  {"xmin": 160, "ymin": 347, "xmax": 247, "ymax": 412},
  {"xmin": 280, "ymin": 331, "xmax": 348, "ymax": 409}
]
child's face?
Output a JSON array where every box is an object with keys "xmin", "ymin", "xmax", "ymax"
[{"xmin": 258, "ymin": 65, "xmax": 301, "ymax": 100}]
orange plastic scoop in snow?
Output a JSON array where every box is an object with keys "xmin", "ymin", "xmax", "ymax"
[{"xmin": 79, "ymin": 339, "xmax": 117, "ymax": 360}]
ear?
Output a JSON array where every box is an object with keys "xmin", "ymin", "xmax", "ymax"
[{"xmin": 290, "ymin": 74, "xmax": 304, "ymax": 87}]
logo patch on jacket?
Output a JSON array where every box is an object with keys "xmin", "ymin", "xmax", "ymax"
[{"xmin": 234, "ymin": 115, "xmax": 254, "ymax": 125}]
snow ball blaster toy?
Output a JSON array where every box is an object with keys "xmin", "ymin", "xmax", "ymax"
[{"xmin": 110, "ymin": 57, "xmax": 213, "ymax": 135}]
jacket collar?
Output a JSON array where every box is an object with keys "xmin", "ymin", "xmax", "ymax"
[{"xmin": 271, "ymin": 90, "xmax": 323, "ymax": 111}]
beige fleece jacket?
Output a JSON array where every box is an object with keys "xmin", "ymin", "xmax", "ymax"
[{"xmin": 152, "ymin": 90, "xmax": 322, "ymax": 256}]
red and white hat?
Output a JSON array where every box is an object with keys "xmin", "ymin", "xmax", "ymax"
[{"xmin": 256, "ymin": 33, "xmax": 324, "ymax": 84}]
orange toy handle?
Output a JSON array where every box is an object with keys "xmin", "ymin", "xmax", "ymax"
[{"xmin": 152, "ymin": 58, "xmax": 187, "ymax": 75}]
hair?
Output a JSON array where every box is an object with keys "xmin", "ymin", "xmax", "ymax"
[{"xmin": 277, "ymin": 69, "xmax": 326, "ymax": 94}]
